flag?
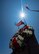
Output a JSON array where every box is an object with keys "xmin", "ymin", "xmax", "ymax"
[
  {"xmin": 23, "ymin": 25, "xmax": 29, "ymax": 30},
  {"xmin": 12, "ymin": 37, "xmax": 19, "ymax": 48},
  {"xmin": 16, "ymin": 20, "xmax": 24, "ymax": 26}
]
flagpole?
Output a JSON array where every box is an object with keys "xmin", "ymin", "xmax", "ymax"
[{"xmin": 23, "ymin": 17, "xmax": 27, "ymax": 26}]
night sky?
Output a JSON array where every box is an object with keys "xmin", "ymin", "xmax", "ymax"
[{"xmin": 0, "ymin": 0, "xmax": 39, "ymax": 54}]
